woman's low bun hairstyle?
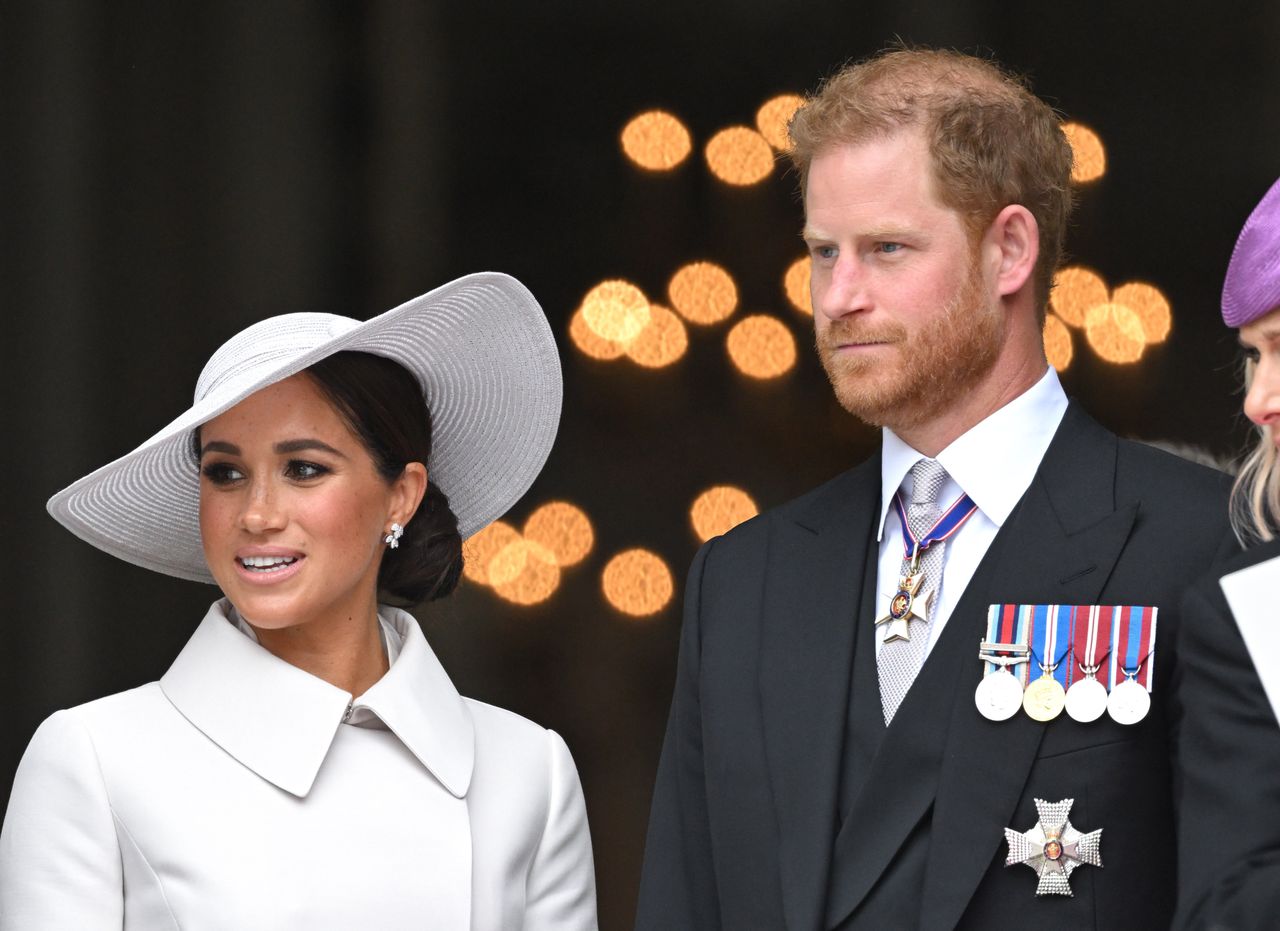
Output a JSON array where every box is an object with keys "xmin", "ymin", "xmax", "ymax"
[{"xmin": 304, "ymin": 351, "xmax": 463, "ymax": 605}]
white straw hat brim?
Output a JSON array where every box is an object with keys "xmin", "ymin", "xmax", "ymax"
[{"xmin": 47, "ymin": 272, "xmax": 562, "ymax": 584}]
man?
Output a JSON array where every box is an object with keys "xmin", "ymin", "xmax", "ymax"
[{"xmin": 635, "ymin": 48, "xmax": 1262, "ymax": 929}]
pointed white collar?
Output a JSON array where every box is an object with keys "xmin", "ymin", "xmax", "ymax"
[
  {"xmin": 876, "ymin": 367, "xmax": 1068, "ymax": 540},
  {"xmin": 160, "ymin": 600, "xmax": 475, "ymax": 800}
]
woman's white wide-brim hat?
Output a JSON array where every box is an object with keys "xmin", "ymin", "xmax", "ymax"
[{"xmin": 47, "ymin": 272, "xmax": 562, "ymax": 584}]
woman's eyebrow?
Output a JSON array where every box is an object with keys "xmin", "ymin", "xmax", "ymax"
[
  {"xmin": 274, "ymin": 438, "xmax": 347, "ymax": 458},
  {"xmin": 200, "ymin": 440, "xmax": 239, "ymax": 457}
]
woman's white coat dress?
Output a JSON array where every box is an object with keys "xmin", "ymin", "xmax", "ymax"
[{"xmin": 0, "ymin": 601, "xmax": 598, "ymax": 929}]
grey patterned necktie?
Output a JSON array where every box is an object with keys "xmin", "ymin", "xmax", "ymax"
[{"xmin": 878, "ymin": 458, "xmax": 951, "ymax": 725}]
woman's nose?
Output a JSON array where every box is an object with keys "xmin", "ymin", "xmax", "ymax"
[
  {"xmin": 1243, "ymin": 358, "xmax": 1280, "ymax": 430},
  {"xmin": 240, "ymin": 481, "xmax": 286, "ymax": 534}
]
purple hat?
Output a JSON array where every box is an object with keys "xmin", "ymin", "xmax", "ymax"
[{"xmin": 1223, "ymin": 177, "xmax": 1280, "ymax": 328}]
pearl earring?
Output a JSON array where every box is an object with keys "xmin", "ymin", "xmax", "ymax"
[{"xmin": 384, "ymin": 522, "xmax": 404, "ymax": 549}]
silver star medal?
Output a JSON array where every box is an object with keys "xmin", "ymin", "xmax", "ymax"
[
  {"xmin": 875, "ymin": 571, "xmax": 933, "ymax": 642},
  {"xmin": 1004, "ymin": 798, "xmax": 1102, "ymax": 895}
]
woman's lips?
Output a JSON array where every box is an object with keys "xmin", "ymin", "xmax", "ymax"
[{"xmin": 234, "ymin": 554, "xmax": 305, "ymax": 585}]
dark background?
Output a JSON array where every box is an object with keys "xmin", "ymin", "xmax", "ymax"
[{"xmin": 3, "ymin": 2, "xmax": 1278, "ymax": 927}]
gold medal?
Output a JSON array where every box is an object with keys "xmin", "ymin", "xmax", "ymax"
[{"xmin": 1023, "ymin": 675, "xmax": 1066, "ymax": 722}]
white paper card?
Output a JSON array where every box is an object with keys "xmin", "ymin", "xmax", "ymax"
[{"xmin": 1220, "ymin": 554, "xmax": 1280, "ymax": 722}]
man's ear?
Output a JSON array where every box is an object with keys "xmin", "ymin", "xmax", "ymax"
[{"xmin": 986, "ymin": 204, "xmax": 1039, "ymax": 299}]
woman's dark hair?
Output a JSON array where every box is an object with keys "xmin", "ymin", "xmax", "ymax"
[{"xmin": 301, "ymin": 351, "xmax": 463, "ymax": 605}]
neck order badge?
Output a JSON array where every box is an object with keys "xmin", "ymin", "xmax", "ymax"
[{"xmin": 875, "ymin": 491, "xmax": 978, "ymax": 642}]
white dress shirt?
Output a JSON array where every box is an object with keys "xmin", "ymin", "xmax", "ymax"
[
  {"xmin": 874, "ymin": 367, "xmax": 1069, "ymax": 657},
  {"xmin": 0, "ymin": 601, "xmax": 598, "ymax": 930}
]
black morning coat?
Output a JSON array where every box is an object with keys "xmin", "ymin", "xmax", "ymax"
[{"xmin": 635, "ymin": 402, "xmax": 1280, "ymax": 930}]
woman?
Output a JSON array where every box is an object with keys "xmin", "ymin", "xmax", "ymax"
[
  {"xmin": 1173, "ymin": 178, "xmax": 1280, "ymax": 930},
  {"xmin": 0, "ymin": 274, "xmax": 598, "ymax": 929}
]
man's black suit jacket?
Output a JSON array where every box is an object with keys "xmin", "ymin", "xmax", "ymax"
[{"xmin": 635, "ymin": 403, "xmax": 1252, "ymax": 930}]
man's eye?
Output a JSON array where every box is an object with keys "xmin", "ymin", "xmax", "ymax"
[
  {"xmin": 201, "ymin": 462, "xmax": 244, "ymax": 485},
  {"xmin": 285, "ymin": 460, "xmax": 329, "ymax": 481},
  {"xmin": 809, "ymin": 244, "xmax": 837, "ymax": 260},
  {"xmin": 878, "ymin": 242, "xmax": 904, "ymax": 254}
]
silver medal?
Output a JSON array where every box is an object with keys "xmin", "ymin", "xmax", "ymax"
[
  {"xmin": 976, "ymin": 668, "xmax": 1025, "ymax": 721},
  {"xmin": 1065, "ymin": 676, "xmax": 1108, "ymax": 723},
  {"xmin": 1106, "ymin": 677, "xmax": 1150, "ymax": 725}
]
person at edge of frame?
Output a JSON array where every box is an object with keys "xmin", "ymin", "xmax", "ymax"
[
  {"xmin": 1175, "ymin": 176, "xmax": 1280, "ymax": 931},
  {"xmin": 634, "ymin": 45, "xmax": 1263, "ymax": 930}
]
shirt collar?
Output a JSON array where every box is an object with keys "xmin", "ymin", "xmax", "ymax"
[
  {"xmin": 876, "ymin": 367, "xmax": 1068, "ymax": 540},
  {"xmin": 160, "ymin": 600, "xmax": 475, "ymax": 800}
]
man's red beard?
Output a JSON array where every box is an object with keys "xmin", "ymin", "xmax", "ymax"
[{"xmin": 816, "ymin": 260, "xmax": 1004, "ymax": 433}]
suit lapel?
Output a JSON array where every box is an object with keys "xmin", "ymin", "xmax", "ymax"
[
  {"xmin": 918, "ymin": 403, "xmax": 1137, "ymax": 929},
  {"xmin": 822, "ymin": 403, "xmax": 1139, "ymax": 928},
  {"xmin": 760, "ymin": 456, "xmax": 881, "ymax": 931}
]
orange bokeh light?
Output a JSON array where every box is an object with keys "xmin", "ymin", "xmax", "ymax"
[
  {"xmin": 726, "ymin": 315, "xmax": 797, "ymax": 379},
  {"xmin": 602, "ymin": 549, "xmax": 675, "ymax": 617},
  {"xmin": 461, "ymin": 521, "xmax": 522, "ymax": 586},
  {"xmin": 621, "ymin": 111, "xmax": 693, "ymax": 171},
  {"xmin": 690, "ymin": 486, "xmax": 759, "ymax": 542},
  {"xmin": 783, "ymin": 257, "xmax": 812, "ymax": 314},
  {"xmin": 1044, "ymin": 313, "xmax": 1074, "ymax": 372},
  {"xmin": 523, "ymin": 502, "xmax": 594, "ymax": 568},
  {"xmin": 625, "ymin": 304, "xmax": 688, "ymax": 368},
  {"xmin": 492, "ymin": 540, "xmax": 561, "ymax": 606},
  {"xmin": 569, "ymin": 306, "xmax": 626, "ymax": 361},
  {"xmin": 1111, "ymin": 281, "xmax": 1171, "ymax": 344},
  {"xmin": 1062, "ymin": 122, "xmax": 1106, "ymax": 183},
  {"xmin": 1050, "ymin": 266, "xmax": 1109, "ymax": 328},
  {"xmin": 667, "ymin": 261, "xmax": 738, "ymax": 325},
  {"xmin": 705, "ymin": 127, "xmax": 775, "ymax": 186},
  {"xmin": 755, "ymin": 94, "xmax": 804, "ymax": 151},
  {"xmin": 580, "ymin": 279, "xmax": 651, "ymax": 343},
  {"xmin": 1085, "ymin": 303, "xmax": 1146, "ymax": 363}
]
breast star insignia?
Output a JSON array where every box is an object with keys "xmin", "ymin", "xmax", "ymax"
[
  {"xmin": 1004, "ymin": 798, "xmax": 1102, "ymax": 895},
  {"xmin": 875, "ymin": 572, "xmax": 932, "ymax": 642}
]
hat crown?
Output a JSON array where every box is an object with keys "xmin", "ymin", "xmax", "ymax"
[
  {"xmin": 195, "ymin": 313, "xmax": 360, "ymax": 402},
  {"xmin": 1223, "ymin": 177, "xmax": 1280, "ymax": 328}
]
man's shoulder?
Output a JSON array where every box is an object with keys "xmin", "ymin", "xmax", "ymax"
[
  {"xmin": 1112, "ymin": 436, "xmax": 1233, "ymax": 514},
  {"xmin": 711, "ymin": 457, "xmax": 879, "ymax": 551}
]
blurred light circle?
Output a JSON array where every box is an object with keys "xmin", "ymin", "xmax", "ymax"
[
  {"xmin": 1043, "ymin": 313, "xmax": 1074, "ymax": 372},
  {"xmin": 602, "ymin": 549, "xmax": 675, "ymax": 617},
  {"xmin": 625, "ymin": 304, "xmax": 689, "ymax": 368},
  {"xmin": 461, "ymin": 521, "xmax": 522, "ymax": 586},
  {"xmin": 488, "ymin": 539, "xmax": 531, "ymax": 587},
  {"xmin": 493, "ymin": 540, "xmax": 561, "ymax": 605},
  {"xmin": 581, "ymin": 279, "xmax": 651, "ymax": 342},
  {"xmin": 569, "ymin": 306, "xmax": 625, "ymax": 360},
  {"xmin": 1111, "ymin": 281, "xmax": 1171, "ymax": 344},
  {"xmin": 1050, "ymin": 266, "xmax": 1109, "ymax": 328},
  {"xmin": 621, "ymin": 110, "xmax": 693, "ymax": 171},
  {"xmin": 755, "ymin": 94, "xmax": 804, "ymax": 151},
  {"xmin": 783, "ymin": 257, "xmax": 812, "ymax": 314},
  {"xmin": 1062, "ymin": 121, "xmax": 1106, "ymax": 183},
  {"xmin": 727, "ymin": 315, "xmax": 797, "ymax": 379},
  {"xmin": 523, "ymin": 501, "xmax": 594, "ymax": 568},
  {"xmin": 667, "ymin": 261, "xmax": 738, "ymax": 325},
  {"xmin": 690, "ymin": 486, "xmax": 759, "ymax": 542},
  {"xmin": 705, "ymin": 127, "xmax": 775, "ymax": 186},
  {"xmin": 1084, "ymin": 302, "xmax": 1146, "ymax": 363}
]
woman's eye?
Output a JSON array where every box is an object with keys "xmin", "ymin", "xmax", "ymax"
[
  {"xmin": 201, "ymin": 462, "xmax": 244, "ymax": 485},
  {"xmin": 1243, "ymin": 346, "xmax": 1262, "ymax": 364},
  {"xmin": 285, "ymin": 460, "xmax": 329, "ymax": 481}
]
